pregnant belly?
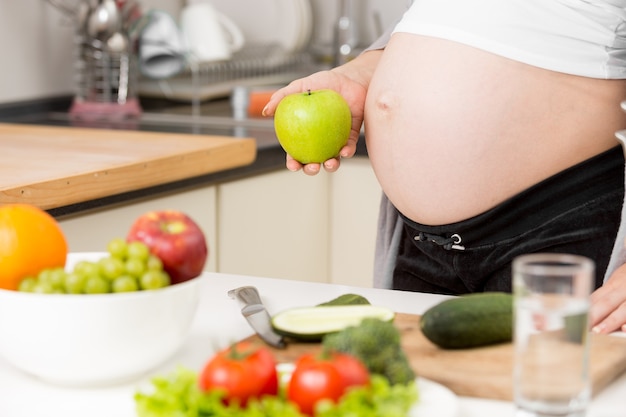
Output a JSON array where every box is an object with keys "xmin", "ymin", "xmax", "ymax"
[{"xmin": 365, "ymin": 33, "xmax": 624, "ymax": 225}]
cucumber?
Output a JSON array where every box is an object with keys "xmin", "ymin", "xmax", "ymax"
[
  {"xmin": 271, "ymin": 305, "xmax": 395, "ymax": 341},
  {"xmin": 420, "ymin": 292, "xmax": 513, "ymax": 349},
  {"xmin": 317, "ymin": 293, "xmax": 370, "ymax": 306}
]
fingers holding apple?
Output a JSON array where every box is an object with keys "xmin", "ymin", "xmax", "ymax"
[
  {"xmin": 274, "ymin": 89, "xmax": 352, "ymax": 166},
  {"xmin": 126, "ymin": 210, "xmax": 208, "ymax": 285},
  {"xmin": 285, "ymin": 153, "xmax": 346, "ymax": 176}
]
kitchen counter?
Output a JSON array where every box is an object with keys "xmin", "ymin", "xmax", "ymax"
[
  {"xmin": 0, "ymin": 272, "xmax": 624, "ymax": 417},
  {"xmin": 0, "ymin": 123, "xmax": 256, "ymax": 210},
  {"xmin": 0, "ymin": 96, "xmax": 368, "ymax": 218},
  {"xmin": 0, "ymin": 97, "xmax": 379, "ymax": 286}
]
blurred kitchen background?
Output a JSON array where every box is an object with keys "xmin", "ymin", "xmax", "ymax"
[
  {"xmin": 0, "ymin": 0, "xmax": 409, "ymax": 107},
  {"xmin": 0, "ymin": 0, "xmax": 411, "ymax": 286}
]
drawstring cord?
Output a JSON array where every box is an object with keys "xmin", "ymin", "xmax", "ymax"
[{"xmin": 415, "ymin": 232, "xmax": 465, "ymax": 251}]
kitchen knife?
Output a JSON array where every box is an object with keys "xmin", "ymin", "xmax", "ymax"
[{"xmin": 228, "ymin": 286, "xmax": 286, "ymax": 349}]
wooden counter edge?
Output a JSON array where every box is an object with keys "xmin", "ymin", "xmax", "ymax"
[{"xmin": 0, "ymin": 124, "xmax": 257, "ymax": 209}]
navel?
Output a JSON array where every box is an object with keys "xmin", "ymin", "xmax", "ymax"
[{"xmin": 371, "ymin": 90, "xmax": 400, "ymax": 115}]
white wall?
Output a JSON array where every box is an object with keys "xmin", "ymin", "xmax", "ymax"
[
  {"xmin": 308, "ymin": 0, "xmax": 408, "ymax": 50},
  {"xmin": 0, "ymin": 0, "xmax": 408, "ymax": 105},
  {"xmin": 0, "ymin": 0, "xmax": 75, "ymax": 103}
]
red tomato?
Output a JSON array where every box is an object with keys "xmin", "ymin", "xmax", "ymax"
[
  {"xmin": 331, "ymin": 352, "xmax": 370, "ymax": 387},
  {"xmin": 287, "ymin": 351, "xmax": 370, "ymax": 415},
  {"xmin": 198, "ymin": 341, "xmax": 278, "ymax": 405}
]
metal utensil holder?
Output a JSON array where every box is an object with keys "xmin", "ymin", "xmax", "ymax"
[{"xmin": 74, "ymin": 34, "xmax": 138, "ymax": 104}]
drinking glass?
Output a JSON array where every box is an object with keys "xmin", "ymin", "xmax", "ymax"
[{"xmin": 512, "ymin": 253, "xmax": 594, "ymax": 417}]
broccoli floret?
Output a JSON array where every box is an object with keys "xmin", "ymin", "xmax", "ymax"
[{"xmin": 322, "ymin": 318, "xmax": 415, "ymax": 385}]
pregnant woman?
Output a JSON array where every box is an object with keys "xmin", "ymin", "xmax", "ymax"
[{"xmin": 263, "ymin": 0, "xmax": 626, "ymax": 333}]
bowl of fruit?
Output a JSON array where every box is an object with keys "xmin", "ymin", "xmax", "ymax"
[{"xmin": 0, "ymin": 206, "xmax": 208, "ymax": 387}]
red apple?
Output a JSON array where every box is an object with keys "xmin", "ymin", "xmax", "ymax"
[{"xmin": 126, "ymin": 210, "xmax": 208, "ymax": 284}]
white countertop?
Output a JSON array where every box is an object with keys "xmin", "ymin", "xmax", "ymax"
[{"xmin": 1, "ymin": 272, "xmax": 624, "ymax": 417}]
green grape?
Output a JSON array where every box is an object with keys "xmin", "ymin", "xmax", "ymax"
[
  {"xmin": 37, "ymin": 269, "xmax": 52, "ymax": 282},
  {"xmin": 125, "ymin": 257, "xmax": 146, "ymax": 278},
  {"xmin": 33, "ymin": 281, "xmax": 57, "ymax": 294},
  {"xmin": 146, "ymin": 254, "xmax": 164, "ymax": 271},
  {"xmin": 50, "ymin": 268, "xmax": 67, "ymax": 288},
  {"xmin": 107, "ymin": 237, "xmax": 128, "ymax": 260},
  {"xmin": 19, "ymin": 239, "xmax": 173, "ymax": 295},
  {"xmin": 64, "ymin": 272, "xmax": 86, "ymax": 294},
  {"xmin": 84, "ymin": 276, "xmax": 111, "ymax": 294},
  {"xmin": 112, "ymin": 275, "xmax": 139, "ymax": 293},
  {"xmin": 74, "ymin": 260, "xmax": 100, "ymax": 279},
  {"xmin": 161, "ymin": 271, "xmax": 171, "ymax": 287},
  {"xmin": 18, "ymin": 277, "xmax": 37, "ymax": 292},
  {"xmin": 38, "ymin": 267, "xmax": 66, "ymax": 291},
  {"xmin": 140, "ymin": 270, "xmax": 169, "ymax": 290},
  {"xmin": 127, "ymin": 241, "xmax": 151, "ymax": 262},
  {"xmin": 98, "ymin": 257, "xmax": 125, "ymax": 280}
]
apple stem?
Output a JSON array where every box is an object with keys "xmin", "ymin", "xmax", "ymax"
[{"xmin": 307, "ymin": 89, "xmax": 311, "ymax": 95}]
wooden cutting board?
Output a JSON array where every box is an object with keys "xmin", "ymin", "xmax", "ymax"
[
  {"xmin": 243, "ymin": 313, "xmax": 626, "ymax": 401},
  {"xmin": 0, "ymin": 123, "xmax": 256, "ymax": 210}
]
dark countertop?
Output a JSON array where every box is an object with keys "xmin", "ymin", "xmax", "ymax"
[{"xmin": 0, "ymin": 96, "xmax": 368, "ymax": 219}]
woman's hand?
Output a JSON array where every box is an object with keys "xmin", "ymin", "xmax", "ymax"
[
  {"xmin": 590, "ymin": 263, "xmax": 626, "ymax": 334},
  {"xmin": 262, "ymin": 50, "xmax": 381, "ymax": 176}
]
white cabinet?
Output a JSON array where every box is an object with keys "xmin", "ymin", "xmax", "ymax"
[
  {"xmin": 58, "ymin": 157, "xmax": 382, "ymax": 286},
  {"xmin": 216, "ymin": 169, "xmax": 330, "ymax": 283},
  {"xmin": 329, "ymin": 158, "xmax": 382, "ymax": 287},
  {"xmin": 216, "ymin": 158, "xmax": 381, "ymax": 287},
  {"xmin": 58, "ymin": 186, "xmax": 219, "ymax": 272}
]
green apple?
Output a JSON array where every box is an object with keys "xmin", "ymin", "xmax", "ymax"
[{"xmin": 274, "ymin": 89, "xmax": 351, "ymax": 164}]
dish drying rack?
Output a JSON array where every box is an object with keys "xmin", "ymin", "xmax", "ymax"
[{"xmin": 137, "ymin": 44, "xmax": 319, "ymax": 104}]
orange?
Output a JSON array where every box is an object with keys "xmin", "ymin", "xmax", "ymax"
[{"xmin": 0, "ymin": 204, "xmax": 68, "ymax": 290}]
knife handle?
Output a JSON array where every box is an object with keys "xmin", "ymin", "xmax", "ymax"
[{"xmin": 228, "ymin": 285, "xmax": 263, "ymax": 308}]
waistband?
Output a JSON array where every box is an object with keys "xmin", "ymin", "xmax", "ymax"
[{"xmin": 399, "ymin": 145, "xmax": 625, "ymax": 249}]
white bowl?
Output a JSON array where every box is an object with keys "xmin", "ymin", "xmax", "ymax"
[{"xmin": 0, "ymin": 252, "xmax": 201, "ymax": 386}]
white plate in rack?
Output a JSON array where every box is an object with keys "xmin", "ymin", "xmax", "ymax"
[
  {"xmin": 293, "ymin": 0, "xmax": 313, "ymax": 52},
  {"xmin": 274, "ymin": 0, "xmax": 304, "ymax": 53},
  {"xmin": 208, "ymin": 0, "xmax": 309, "ymax": 53}
]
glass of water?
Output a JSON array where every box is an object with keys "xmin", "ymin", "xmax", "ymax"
[{"xmin": 512, "ymin": 253, "xmax": 594, "ymax": 417}]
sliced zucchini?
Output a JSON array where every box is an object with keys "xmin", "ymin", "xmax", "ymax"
[{"xmin": 271, "ymin": 305, "xmax": 395, "ymax": 341}]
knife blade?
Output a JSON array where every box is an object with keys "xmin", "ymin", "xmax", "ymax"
[{"xmin": 228, "ymin": 286, "xmax": 286, "ymax": 349}]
